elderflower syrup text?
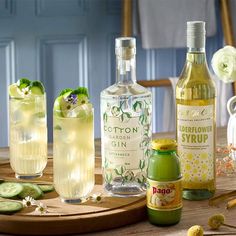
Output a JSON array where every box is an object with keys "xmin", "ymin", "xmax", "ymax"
[{"xmin": 177, "ymin": 104, "xmax": 214, "ymax": 182}]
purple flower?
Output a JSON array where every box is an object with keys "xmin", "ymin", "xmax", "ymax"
[{"xmin": 66, "ymin": 94, "xmax": 77, "ymax": 105}]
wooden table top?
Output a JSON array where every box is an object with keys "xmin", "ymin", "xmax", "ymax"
[
  {"xmin": 90, "ymin": 127, "xmax": 236, "ymax": 236},
  {"xmin": 1, "ymin": 127, "xmax": 236, "ymax": 236}
]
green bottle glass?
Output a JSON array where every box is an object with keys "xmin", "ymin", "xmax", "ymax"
[{"xmin": 147, "ymin": 139, "xmax": 182, "ymax": 226}]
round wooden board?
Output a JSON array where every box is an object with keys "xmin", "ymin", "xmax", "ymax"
[{"xmin": 0, "ymin": 156, "xmax": 146, "ymax": 235}]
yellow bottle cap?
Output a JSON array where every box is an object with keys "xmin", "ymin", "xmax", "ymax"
[{"xmin": 152, "ymin": 139, "xmax": 177, "ymax": 151}]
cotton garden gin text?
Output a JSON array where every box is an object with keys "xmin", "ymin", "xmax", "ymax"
[{"xmin": 104, "ymin": 126, "xmax": 139, "ymax": 148}]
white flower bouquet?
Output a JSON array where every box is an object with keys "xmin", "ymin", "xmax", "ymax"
[{"xmin": 211, "ymin": 45, "xmax": 236, "ymax": 83}]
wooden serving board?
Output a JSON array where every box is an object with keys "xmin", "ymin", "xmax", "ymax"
[{"xmin": 0, "ymin": 155, "xmax": 146, "ymax": 235}]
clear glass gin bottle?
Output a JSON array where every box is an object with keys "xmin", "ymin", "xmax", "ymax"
[{"xmin": 101, "ymin": 37, "xmax": 152, "ymax": 197}]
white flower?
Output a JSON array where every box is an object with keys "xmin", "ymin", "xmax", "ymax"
[
  {"xmin": 211, "ymin": 45, "xmax": 236, "ymax": 83},
  {"xmin": 21, "ymin": 86, "xmax": 31, "ymax": 96},
  {"xmin": 35, "ymin": 202, "xmax": 47, "ymax": 215},
  {"xmin": 22, "ymin": 196, "xmax": 37, "ymax": 207},
  {"xmin": 90, "ymin": 193, "xmax": 103, "ymax": 203}
]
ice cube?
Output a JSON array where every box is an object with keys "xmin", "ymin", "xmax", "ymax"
[
  {"xmin": 11, "ymin": 110, "xmax": 24, "ymax": 124},
  {"xmin": 14, "ymin": 127, "xmax": 33, "ymax": 143},
  {"xmin": 66, "ymin": 103, "xmax": 93, "ymax": 118},
  {"xmin": 33, "ymin": 112, "xmax": 46, "ymax": 125},
  {"xmin": 60, "ymin": 129, "xmax": 77, "ymax": 144}
]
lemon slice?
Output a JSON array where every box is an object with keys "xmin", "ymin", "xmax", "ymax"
[
  {"xmin": 8, "ymin": 84, "xmax": 23, "ymax": 98},
  {"xmin": 54, "ymin": 87, "xmax": 90, "ymax": 118}
]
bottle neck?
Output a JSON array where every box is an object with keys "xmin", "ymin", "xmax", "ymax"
[
  {"xmin": 153, "ymin": 149, "xmax": 176, "ymax": 155},
  {"xmin": 186, "ymin": 47, "xmax": 206, "ymax": 64},
  {"xmin": 116, "ymin": 55, "xmax": 136, "ymax": 85}
]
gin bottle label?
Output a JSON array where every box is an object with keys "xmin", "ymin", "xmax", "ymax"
[{"xmin": 101, "ymin": 96, "xmax": 152, "ymax": 184}]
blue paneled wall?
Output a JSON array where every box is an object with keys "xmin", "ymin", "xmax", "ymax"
[{"xmin": 0, "ymin": 0, "xmax": 223, "ymax": 147}]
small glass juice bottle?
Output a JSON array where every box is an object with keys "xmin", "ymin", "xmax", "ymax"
[{"xmin": 147, "ymin": 139, "xmax": 182, "ymax": 226}]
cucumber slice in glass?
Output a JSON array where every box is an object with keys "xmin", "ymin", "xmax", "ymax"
[
  {"xmin": 0, "ymin": 182, "xmax": 23, "ymax": 198},
  {"xmin": 29, "ymin": 81, "xmax": 45, "ymax": 95},
  {"xmin": 59, "ymin": 88, "xmax": 73, "ymax": 96},
  {"xmin": 0, "ymin": 201, "xmax": 23, "ymax": 214},
  {"xmin": 75, "ymin": 87, "xmax": 89, "ymax": 98},
  {"xmin": 17, "ymin": 78, "xmax": 31, "ymax": 90},
  {"xmin": 38, "ymin": 184, "xmax": 54, "ymax": 193},
  {"xmin": 18, "ymin": 183, "xmax": 43, "ymax": 200}
]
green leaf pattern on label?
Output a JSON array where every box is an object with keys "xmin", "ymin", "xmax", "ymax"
[{"xmin": 102, "ymin": 97, "xmax": 152, "ymax": 185}]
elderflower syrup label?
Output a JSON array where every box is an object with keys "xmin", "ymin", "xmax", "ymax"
[
  {"xmin": 177, "ymin": 104, "xmax": 214, "ymax": 183},
  {"xmin": 101, "ymin": 97, "xmax": 152, "ymax": 184},
  {"xmin": 146, "ymin": 179, "xmax": 182, "ymax": 211}
]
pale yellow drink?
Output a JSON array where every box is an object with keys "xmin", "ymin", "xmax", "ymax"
[
  {"xmin": 9, "ymin": 95, "xmax": 47, "ymax": 179},
  {"xmin": 53, "ymin": 108, "xmax": 94, "ymax": 203}
]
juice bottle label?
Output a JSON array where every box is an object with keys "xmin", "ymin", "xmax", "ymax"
[
  {"xmin": 176, "ymin": 104, "xmax": 214, "ymax": 185},
  {"xmin": 146, "ymin": 178, "xmax": 182, "ymax": 211}
]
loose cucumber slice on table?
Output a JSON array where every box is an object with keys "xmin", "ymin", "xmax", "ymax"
[
  {"xmin": 0, "ymin": 182, "xmax": 23, "ymax": 198},
  {"xmin": 18, "ymin": 183, "xmax": 43, "ymax": 200},
  {"xmin": 38, "ymin": 184, "xmax": 54, "ymax": 193},
  {"xmin": 0, "ymin": 201, "xmax": 23, "ymax": 214}
]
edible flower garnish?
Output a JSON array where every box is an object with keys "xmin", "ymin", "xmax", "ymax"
[
  {"xmin": 22, "ymin": 196, "xmax": 37, "ymax": 207},
  {"xmin": 90, "ymin": 193, "xmax": 103, "ymax": 203},
  {"xmin": 65, "ymin": 94, "xmax": 78, "ymax": 105},
  {"xmin": 21, "ymin": 87, "xmax": 31, "ymax": 96},
  {"xmin": 35, "ymin": 202, "xmax": 48, "ymax": 215}
]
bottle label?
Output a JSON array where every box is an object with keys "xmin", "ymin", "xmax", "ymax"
[
  {"xmin": 146, "ymin": 178, "xmax": 182, "ymax": 211},
  {"xmin": 101, "ymin": 97, "xmax": 152, "ymax": 184},
  {"xmin": 177, "ymin": 104, "xmax": 214, "ymax": 183}
]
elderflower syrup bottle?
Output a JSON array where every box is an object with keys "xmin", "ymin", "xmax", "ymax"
[
  {"xmin": 176, "ymin": 21, "xmax": 216, "ymax": 200},
  {"xmin": 101, "ymin": 37, "xmax": 152, "ymax": 197}
]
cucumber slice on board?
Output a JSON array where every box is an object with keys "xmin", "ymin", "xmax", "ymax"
[
  {"xmin": 0, "ymin": 182, "xmax": 23, "ymax": 198},
  {"xmin": 38, "ymin": 184, "xmax": 54, "ymax": 193},
  {"xmin": 18, "ymin": 183, "xmax": 43, "ymax": 200},
  {"xmin": 0, "ymin": 201, "xmax": 23, "ymax": 214}
]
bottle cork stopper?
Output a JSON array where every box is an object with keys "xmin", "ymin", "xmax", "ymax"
[{"xmin": 187, "ymin": 21, "xmax": 205, "ymax": 49}]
